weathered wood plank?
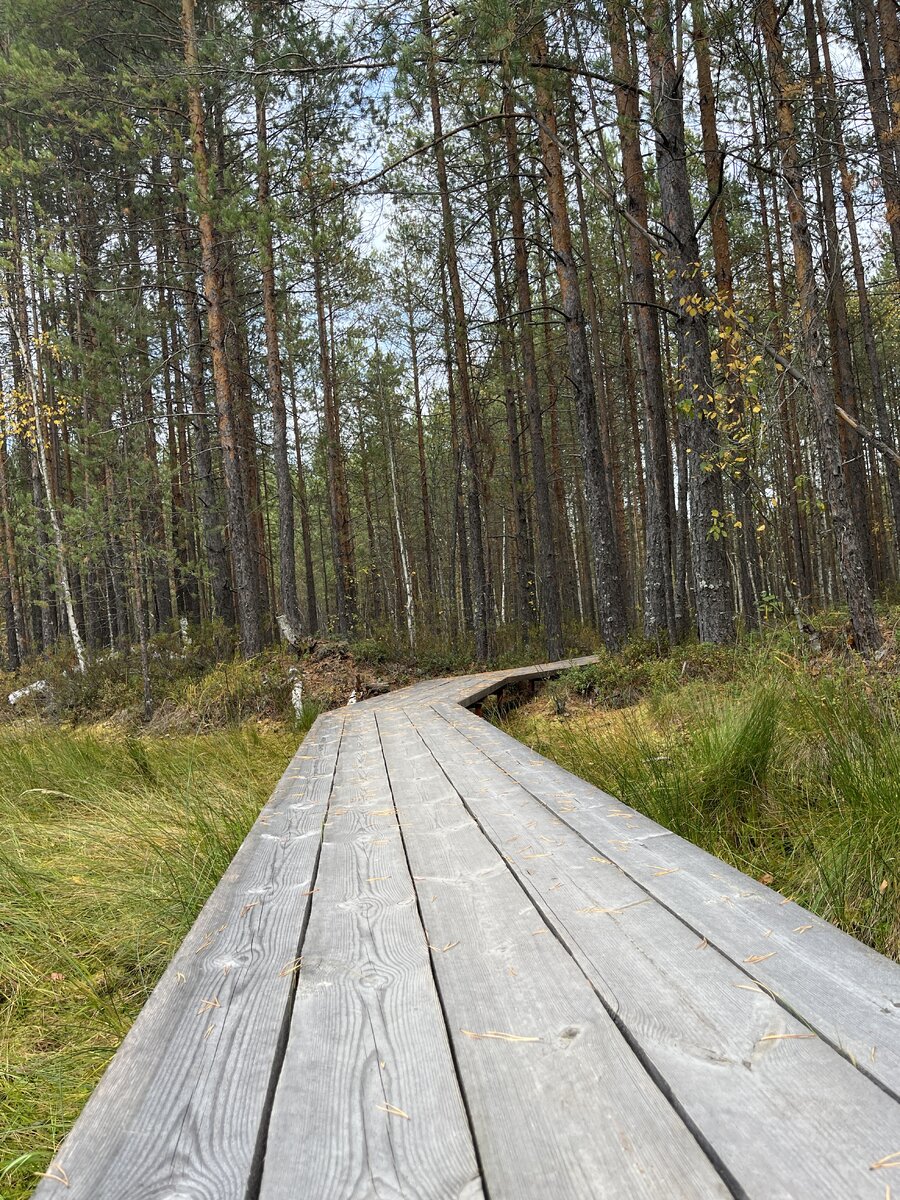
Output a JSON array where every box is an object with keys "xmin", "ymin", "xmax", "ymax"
[
  {"xmin": 413, "ymin": 702, "xmax": 900, "ymax": 1198},
  {"xmin": 442, "ymin": 701, "xmax": 900, "ymax": 1098},
  {"xmin": 32, "ymin": 713, "xmax": 344, "ymax": 1200},
  {"xmin": 34, "ymin": 657, "xmax": 900, "ymax": 1200},
  {"xmin": 258, "ymin": 710, "xmax": 482, "ymax": 1200},
  {"xmin": 376, "ymin": 705, "xmax": 731, "ymax": 1200}
]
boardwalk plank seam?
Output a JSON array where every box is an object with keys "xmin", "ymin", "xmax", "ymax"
[
  {"xmin": 30, "ymin": 660, "xmax": 900, "ymax": 1200},
  {"xmin": 409, "ymin": 701, "xmax": 899, "ymax": 1197},
  {"xmin": 435, "ymin": 697, "xmax": 900, "ymax": 1102}
]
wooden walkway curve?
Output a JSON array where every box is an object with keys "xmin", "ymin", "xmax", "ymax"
[{"xmin": 33, "ymin": 659, "xmax": 900, "ymax": 1198}]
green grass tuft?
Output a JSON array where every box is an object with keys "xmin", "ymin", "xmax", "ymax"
[
  {"xmin": 501, "ymin": 650, "xmax": 900, "ymax": 961},
  {"xmin": 0, "ymin": 723, "xmax": 294, "ymax": 1199}
]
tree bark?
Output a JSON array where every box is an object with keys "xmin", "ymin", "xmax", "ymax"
[
  {"xmin": 691, "ymin": 0, "xmax": 762, "ymax": 627},
  {"xmin": 502, "ymin": 87, "xmax": 564, "ymax": 659},
  {"xmin": 606, "ymin": 0, "xmax": 675, "ymax": 641},
  {"xmin": 531, "ymin": 21, "xmax": 626, "ymax": 650},
  {"xmin": 252, "ymin": 3, "xmax": 302, "ymax": 642},
  {"xmin": 171, "ymin": 163, "xmax": 235, "ymax": 626},
  {"xmin": 423, "ymin": 0, "xmax": 490, "ymax": 659},
  {"xmin": 310, "ymin": 208, "xmax": 355, "ymax": 635},
  {"xmin": 181, "ymin": 0, "xmax": 261, "ymax": 655},
  {"xmin": 759, "ymin": 0, "xmax": 881, "ymax": 655},
  {"xmin": 645, "ymin": 0, "xmax": 735, "ymax": 643},
  {"xmin": 482, "ymin": 130, "xmax": 535, "ymax": 631}
]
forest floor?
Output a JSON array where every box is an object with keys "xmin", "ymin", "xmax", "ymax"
[
  {"xmin": 498, "ymin": 613, "xmax": 900, "ymax": 966},
  {"xmin": 3, "ymin": 609, "xmax": 900, "ymax": 1196}
]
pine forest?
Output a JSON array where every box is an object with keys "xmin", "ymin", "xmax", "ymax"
[{"xmin": 0, "ymin": 0, "xmax": 899, "ymax": 672}]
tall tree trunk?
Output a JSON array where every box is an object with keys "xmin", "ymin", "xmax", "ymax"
[
  {"xmin": 377, "ymin": 344, "xmax": 415, "ymax": 649},
  {"xmin": 853, "ymin": 0, "xmax": 900, "ymax": 281},
  {"xmin": 402, "ymin": 262, "xmax": 436, "ymax": 616},
  {"xmin": 530, "ymin": 21, "xmax": 626, "ymax": 650},
  {"xmin": 0, "ymin": 380, "xmax": 19, "ymax": 669},
  {"xmin": 423, "ymin": 0, "xmax": 490, "ymax": 659},
  {"xmin": 801, "ymin": 0, "xmax": 877, "ymax": 588},
  {"xmin": 310, "ymin": 211, "xmax": 355, "ymax": 635},
  {"xmin": 252, "ymin": 3, "xmax": 302, "ymax": 643},
  {"xmin": 151, "ymin": 172, "xmax": 199, "ymax": 620},
  {"xmin": 645, "ymin": 0, "xmax": 734, "ymax": 643},
  {"xmin": 565, "ymin": 75, "xmax": 630, "ymax": 616},
  {"xmin": 283, "ymin": 303, "xmax": 319, "ymax": 633},
  {"xmin": 439, "ymin": 256, "xmax": 473, "ymax": 636},
  {"xmin": 125, "ymin": 466, "xmax": 153, "ymax": 720},
  {"xmin": 482, "ymin": 131, "xmax": 535, "ymax": 631},
  {"xmin": 180, "ymin": 0, "xmax": 261, "ymax": 655},
  {"xmin": 502, "ymin": 87, "xmax": 564, "ymax": 659},
  {"xmin": 605, "ymin": 0, "xmax": 676, "ymax": 641},
  {"xmin": 759, "ymin": 0, "xmax": 881, "ymax": 655},
  {"xmin": 815, "ymin": 0, "xmax": 900, "ymax": 566},
  {"xmin": 171, "ymin": 166, "xmax": 235, "ymax": 626},
  {"xmin": 691, "ymin": 0, "xmax": 762, "ymax": 627},
  {"xmin": 122, "ymin": 194, "xmax": 172, "ymax": 629},
  {"xmin": 5, "ymin": 307, "xmax": 87, "ymax": 670}
]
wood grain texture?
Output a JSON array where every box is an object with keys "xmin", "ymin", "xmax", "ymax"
[
  {"xmin": 414, "ymin": 702, "xmax": 900, "ymax": 1198},
  {"xmin": 376, "ymin": 704, "xmax": 731, "ymax": 1200},
  {"xmin": 259, "ymin": 710, "xmax": 482, "ymax": 1200},
  {"xmin": 441, "ymin": 700, "xmax": 900, "ymax": 1099},
  {"xmin": 36, "ymin": 658, "xmax": 900, "ymax": 1200},
  {"xmin": 32, "ymin": 712, "xmax": 344, "ymax": 1200}
]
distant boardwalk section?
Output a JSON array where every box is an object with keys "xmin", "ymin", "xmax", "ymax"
[{"xmin": 33, "ymin": 660, "xmax": 900, "ymax": 1198}]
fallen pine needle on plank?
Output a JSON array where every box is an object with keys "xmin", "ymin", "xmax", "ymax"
[
  {"xmin": 460, "ymin": 1029, "xmax": 540, "ymax": 1042},
  {"xmin": 759, "ymin": 1033, "xmax": 816, "ymax": 1041},
  {"xmin": 35, "ymin": 1166, "xmax": 69, "ymax": 1187},
  {"xmin": 578, "ymin": 899, "xmax": 651, "ymax": 916},
  {"xmin": 376, "ymin": 1103, "xmax": 410, "ymax": 1120},
  {"xmin": 870, "ymin": 1151, "xmax": 900, "ymax": 1170},
  {"xmin": 744, "ymin": 952, "xmax": 776, "ymax": 963}
]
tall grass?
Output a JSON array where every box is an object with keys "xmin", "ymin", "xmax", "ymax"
[
  {"xmin": 0, "ymin": 724, "xmax": 294, "ymax": 1199},
  {"xmin": 501, "ymin": 653, "xmax": 900, "ymax": 961}
]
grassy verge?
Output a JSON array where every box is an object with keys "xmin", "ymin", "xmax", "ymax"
[
  {"xmin": 499, "ymin": 634, "xmax": 900, "ymax": 961},
  {"xmin": 0, "ymin": 617, "xmax": 605, "ymax": 1197},
  {"xmin": 0, "ymin": 722, "xmax": 296, "ymax": 1199}
]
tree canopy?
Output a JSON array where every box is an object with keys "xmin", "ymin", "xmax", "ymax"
[{"xmin": 2, "ymin": 0, "xmax": 899, "ymax": 673}]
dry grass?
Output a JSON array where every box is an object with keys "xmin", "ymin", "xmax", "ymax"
[
  {"xmin": 501, "ymin": 644, "xmax": 900, "ymax": 961},
  {"xmin": 0, "ymin": 722, "xmax": 294, "ymax": 1199}
]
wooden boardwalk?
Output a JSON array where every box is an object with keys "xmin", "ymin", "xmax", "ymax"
[{"xmin": 34, "ymin": 660, "xmax": 900, "ymax": 1198}]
